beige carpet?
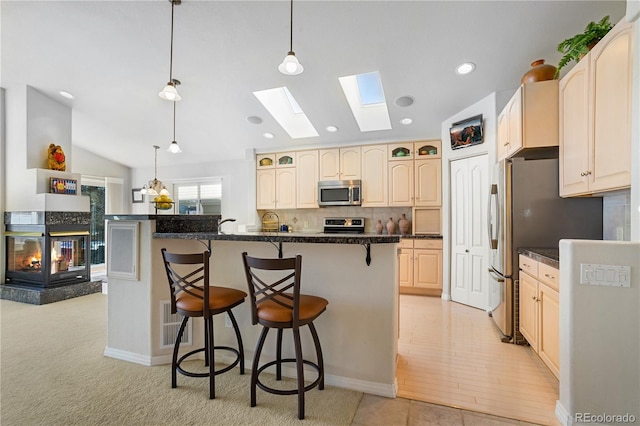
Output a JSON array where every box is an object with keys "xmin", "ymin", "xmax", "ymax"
[{"xmin": 0, "ymin": 293, "xmax": 362, "ymax": 426}]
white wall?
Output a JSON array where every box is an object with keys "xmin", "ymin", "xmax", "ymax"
[
  {"xmin": 629, "ymin": 6, "xmax": 640, "ymax": 241},
  {"xmin": 131, "ymin": 157, "xmax": 257, "ymax": 231},
  {"xmin": 439, "ymin": 90, "xmax": 508, "ymax": 300}
]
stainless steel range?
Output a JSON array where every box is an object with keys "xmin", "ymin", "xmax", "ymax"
[{"xmin": 323, "ymin": 217, "xmax": 365, "ymax": 234}]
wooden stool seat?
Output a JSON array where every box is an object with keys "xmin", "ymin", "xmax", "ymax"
[{"xmin": 257, "ymin": 293, "xmax": 328, "ymax": 324}]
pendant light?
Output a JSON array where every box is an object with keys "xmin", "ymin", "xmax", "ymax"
[
  {"xmin": 140, "ymin": 145, "xmax": 170, "ymax": 196},
  {"xmin": 159, "ymin": 0, "xmax": 182, "ymax": 101},
  {"xmin": 278, "ymin": 0, "xmax": 304, "ymax": 76},
  {"xmin": 167, "ymin": 101, "xmax": 182, "ymax": 153}
]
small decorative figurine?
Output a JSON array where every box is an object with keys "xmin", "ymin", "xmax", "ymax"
[
  {"xmin": 399, "ymin": 214, "xmax": 410, "ymax": 235},
  {"xmin": 47, "ymin": 143, "xmax": 66, "ymax": 171},
  {"xmin": 376, "ymin": 220, "xmax": 383, "ymax": 235}
]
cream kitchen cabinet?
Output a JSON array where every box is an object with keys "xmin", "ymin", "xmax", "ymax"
[
  {"xmin": 361, "ymin": 144, "xmax": 388, "ymax": 207},
  {"xmin": 518, "ymin": 254, "xmax": 559, "ymax": 379},
  {"xmin": 296, "ymin": 150, "xmax": 319, "ymax": 208},
  {"xmin": 414, "ymin": 140, "xmax": 442, "ymax": 207},
  {"xmin": 388, "ymin": 142, "xmax": 414, "ymax": 161},
  {"xmin": 497, "ymin": 80, "xmax": 559, "ymax": 161},
  {"xmin": 398, "ymin": 239, "xmax": 442, "ymax": 295},
  {"xmin": 559, "ymin": 18, "xmax": 633, "ymax": 197},
  {"xmin": 388, "ymin": 161, "xmax": 414, "ymax": 206},
  {"xmin": 256, "ymin": 167, "xmax": 296, "ymax": 210},
  {"xmin": 319, "ymin": 147, "xmax": 361, "ymax": 181}
]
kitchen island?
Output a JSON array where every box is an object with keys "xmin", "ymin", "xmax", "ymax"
[{"xmin": 104, "ymin": 215, "xmax": 400, "ymax": 397}]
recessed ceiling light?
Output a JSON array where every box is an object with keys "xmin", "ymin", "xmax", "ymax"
[
  {"xmin": 263, "ymin": 132, "xmax": 275, "ymax": 139},
  {"xmin": 456, "ymin": 62, "xmax": 475, "ymax": 75},
  {"xmin": 395, "ymin": 96, "xmax": 414, "ymax": 107},
  {"xmin": 326, "ymin": 126, "xmax": 339, "ymax": 133},
  {"xmin": 58, "ymin": 90, "xmax": 74, "ymax": 99},
  {"xmin": 247, "ymin": 116, "xmax": 263, "ymax": 124},
  {"xmin": 401, "ymin": 118, "xmax": 413, "ymax": 125}
]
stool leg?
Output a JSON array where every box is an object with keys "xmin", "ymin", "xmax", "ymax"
[
  {"xmin": 309, "ymin": 322, "xmax": 325, "ymax": 390},
  {"xmin": 276, "ymin": 328, "xmax": 283, "ymax": 380},
  {"xmin": 172, "ymin": 316, "xmax": 189, "ymax": 389},
  {"xmin": 293, "ymin": 328, "xmax": 305, "ymax": 420},
  {"xmin": 228, "ymin": 310, "xmax": 245, "ymax": 375},
  {"xmin": 204, "ymin": 318, "xmax": 210, "ymax": 367},
  {"xmin": 251, "ymin": 326, "xmax": 269, "ymax": 407},
  {"xmin": 207, "ymin": 316, "xmax": 215, "ymax": 399}
]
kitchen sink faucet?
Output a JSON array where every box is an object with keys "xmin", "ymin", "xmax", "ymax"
[{"xmin": 217, "ymin": 218, "xmax": 236, "ymax": 234}]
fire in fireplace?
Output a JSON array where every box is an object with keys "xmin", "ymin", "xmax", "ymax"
[{"xmin": 4, "ymin": 212, "xmax": 91, "ymax": 288}]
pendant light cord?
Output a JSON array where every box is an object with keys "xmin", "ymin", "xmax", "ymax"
[
  {"xmin": 168, "ymin": 0, "xmax": 175, "ymax": 81},
  {"xmin": 289, "ymin": 0, "xmax": 293, "ymax": 53},
  {"xmin": 173, "ymin": 102, "xmax": 176, "ymax": 141},
  {"xmin": 154, "ymin": 145, "xmax": 159, "ymax": 179}
]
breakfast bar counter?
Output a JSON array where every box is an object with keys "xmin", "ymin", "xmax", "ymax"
[{"xmin": 104, "ymin": 216, "xmax": 400, "ymax": 397}]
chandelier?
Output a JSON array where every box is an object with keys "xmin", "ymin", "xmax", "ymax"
[
  {"xmin": 278, "ymin": 0, "xmax": 304, "ymax": 75},
  {"xmin": 140, "ymin": 145, "xmax": 170, "ymax": 197},
  {"xmin": 159, "ymin": 0, "xmax": 182, "ymax": 101}
]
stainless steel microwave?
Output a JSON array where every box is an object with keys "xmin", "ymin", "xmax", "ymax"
[{"xmin": 318, "ymin": 180, "xmax": 362, "ymax": 207}]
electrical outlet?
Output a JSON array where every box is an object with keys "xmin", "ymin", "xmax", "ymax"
[{"xmin": 580, "ymin": 263, "xmax": 631, "ymax": 287}]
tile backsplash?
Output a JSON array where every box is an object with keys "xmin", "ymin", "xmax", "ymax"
[
  {"xmin": 602, "ymin": 190, "xmax": 631, "ymax": 241},
  {"xmin": 258, "ymin": 207, "xmax": 415, "ymax": 235}
]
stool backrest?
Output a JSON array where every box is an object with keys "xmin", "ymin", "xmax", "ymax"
[
  {"xmin": 161, "ymin": 248, "xmax": 211, "ymax": 316},
  {"xmin": 241, "ymin": 252, "xmax": 302, "ymax": 327}
]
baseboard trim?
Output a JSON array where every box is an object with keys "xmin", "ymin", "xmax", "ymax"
[
  {"xmin": 104, "ymin": 346, "xmax": 152, "ymax": 366},
  {"xmin": 555, "ymin": 400, "xmax": 571, "ymax": 426},
  {"xmin": 108, "ymin": 349, "xmax": 397, "ymax": 397}
]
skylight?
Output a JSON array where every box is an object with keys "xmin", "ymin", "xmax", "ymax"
[
  {"xmin": 339, "ymin": 71, "xmax": 391, "ymax": 132},
  {"xmin": 253, "ymin": 87, "xmax": 319, "ymax": 139}
]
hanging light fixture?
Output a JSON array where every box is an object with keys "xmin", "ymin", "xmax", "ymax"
[
  {"xmin": 140, "ymin": 145, "xmax": 170, "ymax": 196},
  {"xmin": 159, "ymin": 0, "xmax": 182, "ymax": 101},
  {"xmin": 167, "ymin": 101, "xmax": 182, "ymax": 153},
  {"xmin": 278, "ymin": 0, "xmax": 304, "ymax": 76}
]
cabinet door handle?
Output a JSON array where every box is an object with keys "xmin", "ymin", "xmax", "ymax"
[
  {"xmin": 544, "ymin": 273, "xmax": 555, "ymax": 280},
  {"xmin": 503, "ymin": 142, "xmax": 509, "ymax": 147}
]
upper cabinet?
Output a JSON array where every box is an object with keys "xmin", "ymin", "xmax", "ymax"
[
  {"xmin": 388, "ymin": 143, "xmax": 414, "ymax": 161},
  {"xmin": 559, "ymin": 19, "xmax": 634, "ymax": 197},
  {"xmin": 319, "ymin": 147, "xmax": 361, "ymax": 181},
  {"xmin": 497, "ymin": 80, "xmax": 559, "ymax": 161},
  {"xmin": 296, "ymin": 150, "xmax": 319, "ymax": 208},
  {"xmin": 414, "ymin": 140, "xmax": 442, "ymax": 207},
  {"xmin": 361, "ymin": 145, "xmax": 388, "ymax": 207}
]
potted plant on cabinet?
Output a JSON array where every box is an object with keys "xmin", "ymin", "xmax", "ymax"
[{"xmin": 555, "ymin": 15, "xmax": 613, "ymax": 78}]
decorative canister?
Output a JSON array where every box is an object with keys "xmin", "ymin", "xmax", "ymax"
[
  {"xmin": 376, "ymin": 220, "xmax": 384, "ymax": 235},
  {"xmin": 521, "ymin": 59, "xmax": 557, "ymax": 84},
  {"xmin": 398, "ymin": 214, "xmax": 410, "ymax": 235},
  {"xmin": 386, "ymin": 218, "xmax": 396, "ymax": 235}
]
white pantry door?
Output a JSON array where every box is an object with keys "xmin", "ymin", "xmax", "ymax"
[{"xmin": 450, "ymin": 154, "xmax": 489, "ymax": 310}]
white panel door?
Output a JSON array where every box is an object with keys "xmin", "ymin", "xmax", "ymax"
[{"xmin": 450, "ymin": 154, "xmax": 489, "ymax": 310}]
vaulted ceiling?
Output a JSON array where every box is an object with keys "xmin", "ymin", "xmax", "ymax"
[{"xmin": 1, "ymin": 1, "xmax": 626, "ymax": 169}]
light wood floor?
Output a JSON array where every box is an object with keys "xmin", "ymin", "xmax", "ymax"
[{"xmin": 397, "ymin": 295, "xmax": 560, "ymax": 425}]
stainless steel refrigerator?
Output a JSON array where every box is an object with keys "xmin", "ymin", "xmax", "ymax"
[{"xmin": 487, "ymin": 157, "xmax": 603, "ymax": 342}]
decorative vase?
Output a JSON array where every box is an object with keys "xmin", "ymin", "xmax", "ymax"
[
  {"xmin": 521, "ymin": 59, "xmax": 557, "ymax": 84},
  {"xmin": 398, "ymin": 214, "xmax": 410, "ymax": 236},
  {"xmin": 386, "ymin": 218, "xmax": 396, "ymax": 235},
  {"xmin": 375, "ymin": 220, "xmax": 383, "ymax": 235}
]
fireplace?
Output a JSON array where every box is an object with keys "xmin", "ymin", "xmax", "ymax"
[{"xmin": 4, "ymin": 212, "xmax": 90, "ymax": 288}]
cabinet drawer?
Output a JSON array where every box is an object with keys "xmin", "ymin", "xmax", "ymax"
[
  {"xmin": 414, "ymin": 239, "xmax": 442, "ymax": 249},
  {"xmin": 398, "ymin": 239, "xmax": 414, "ymax": 249},
  {"xmin": 519, "ymin": 255, "xmax": 538, "ymax": 277},
  {"xmin": 538, "ymin": 263, "xmax": 559, "ymax": 291}
]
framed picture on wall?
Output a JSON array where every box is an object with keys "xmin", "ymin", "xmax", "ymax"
[
  {"xmin": 450, "ymin": 114, "xmax": 483, "ymax": 150},
  {"xmin": 132, "ymin": 188, "xmax": 144, "ymax": 203}
]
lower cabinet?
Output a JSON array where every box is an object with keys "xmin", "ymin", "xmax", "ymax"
[
  {"xmin": 518, "ymin": 254, "xmax": 559, "ymax": 378},
  {"xmin": 398, "ymin": 239, "xmax": 442, "ymax": 295}
]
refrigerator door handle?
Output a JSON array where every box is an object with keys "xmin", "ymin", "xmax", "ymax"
[{"xmin": 487, "ymin": 184, "xmax": 499, "ymax": 250}]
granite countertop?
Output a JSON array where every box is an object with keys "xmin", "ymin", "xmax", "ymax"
[
  {"xmin": 518, "ymin": 248, "xmax": 560, "ymax": 268},
  {"xmin": 153, "ymin": 231, "xmax": 399, "ymax": 245},
  {"xmin": 400, "ymin": 235, "xmax": 443, "ymax": 240}
]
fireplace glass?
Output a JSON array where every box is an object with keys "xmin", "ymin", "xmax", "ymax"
[{"xmin": 6, "ymin": 232, "xmax": 89, "ymax": 287}]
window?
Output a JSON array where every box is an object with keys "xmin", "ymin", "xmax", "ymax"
[{"xmin": 174, "ymin": 180, "xmax": 222, "ymax": 215}]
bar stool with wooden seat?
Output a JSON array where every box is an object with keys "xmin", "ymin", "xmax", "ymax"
[
  {"xmin": 241, "ymin": 252, "xmax": 328, "ymax": 420},
  {"xmin": 161, "ymin": 248, "xmax": 246, "ymax": 399}
]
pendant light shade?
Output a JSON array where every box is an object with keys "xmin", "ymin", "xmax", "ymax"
[
  {"xmin": 279, "ymin": 52, "xmax": 304, "ymax": 75},
  {"xmin": 279, "ymin": 0, "xmax": 303, "ymax": 75},
  {"xmin": 159, "ymin": 0, "xmax": 182, "ymax": 101},
  {"xmin": 167, "ymin": 101, "xmax": 182, "ymax": 153},
  {"xmin": 140, "ymin": 145, "xmax": 170, "ymax": 197}
]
